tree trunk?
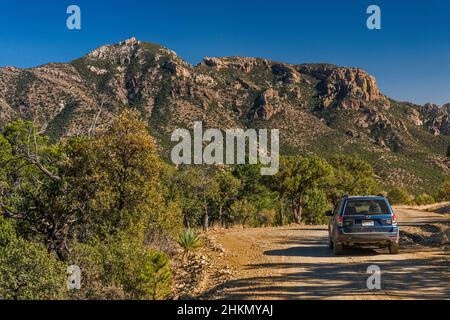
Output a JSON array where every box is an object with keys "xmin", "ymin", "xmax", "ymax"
[
  {"xmin": 278, "ymin": 199, "xmax": 284, "ymax": 226},
  {"xmin": 48, "ymin": 229, "xmax": 69, "ymax": 261},
  {"xmin": 56, "ymin": 240, "xmax": 69, "ymax": 261},
  {"xmin": 218, "ymin": 206, "xmax": 223, "ymax": 228},
  {"xmin": 184, "ymin": 213, "xmax": 190, "ymax": 229},
  {"xmin": 202, "ymin": 208, "xmax": 209, "ymax": 232},
  {"xmin": 292, "ymin": 208, "xmax": 299, "ymax": 223},
  {"xmin": 291, "ymin": 199, "xmax": 300, "ymax": 223}
]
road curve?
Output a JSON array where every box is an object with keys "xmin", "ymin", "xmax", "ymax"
[{"xmin": 207, "ymin": 206, "xmax": 450, "ymax": 300}]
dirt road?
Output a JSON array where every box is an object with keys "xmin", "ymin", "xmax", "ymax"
[{"xmin": 205, "ymin": 206, "xmax": 450, "ymax": 300}]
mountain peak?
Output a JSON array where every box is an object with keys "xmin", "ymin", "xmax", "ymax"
[
  {"xmin": 0, "ymin": 38, "xmax": 449, "ymax": 192},
  {"xmin": 120, "ymin": 37, "xmax": 141, "ymax": 46},
  {"xmin": 87, "ymin": 37, "xmax": 142, "ymax": 60},
  {"xmin": 85, "ymin": 38, "xmax": 176, "ymax": 64}
]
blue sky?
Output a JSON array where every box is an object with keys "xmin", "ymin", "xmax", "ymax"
[{"xmin": 1, "ymin": 0, "xmax": 449, "ymax": 105}]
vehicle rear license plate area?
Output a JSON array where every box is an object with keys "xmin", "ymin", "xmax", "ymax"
[{"xmin": 362, "ymin": 220, "xmax": 375, "ymax": 227}]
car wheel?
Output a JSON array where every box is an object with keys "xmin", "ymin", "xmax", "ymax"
[
  {"xmin": 328, "ymin": 239, "xmax": 334, "ymax": 249},
  {"xmin": 388, "ymin": 242, "xmax": 399, "ymax": 254},
  {"xmin": 333, "ymin": 242, "xmax": 344, "ymax": 255}
]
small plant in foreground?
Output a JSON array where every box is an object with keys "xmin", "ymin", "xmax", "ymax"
[{"xmin": 177, "ymin": 229, "xmax": 201, "ymax": 259}]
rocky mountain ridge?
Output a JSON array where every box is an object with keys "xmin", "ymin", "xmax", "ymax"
[{"xmin": 0, "ymin": 37, "xmax": 449, "ymax": 192}]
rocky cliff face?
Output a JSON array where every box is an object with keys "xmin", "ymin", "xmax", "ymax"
[
  {"xmin": 420, "ymin": 103, "xmax": 450, "ymax": 136},
  {"xmin": 0, "ymin": 38, "xmax": 449, "ymax": 192},
  {"xmin": 299, "ymin": 64, "xmax": 383, "ymax": 109}
]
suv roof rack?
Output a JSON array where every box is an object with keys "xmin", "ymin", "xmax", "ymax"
[{"xmin": 344, "ymin": 195, "xmax": 386, "ymax": 199}]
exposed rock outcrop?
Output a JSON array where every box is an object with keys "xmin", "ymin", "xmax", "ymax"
[
  {"xmin": 88, "ymin": 37, "xmax": 143, "ymax": 64},
  {"xmin": 0, "ymin": 37, "xmax": 448, "ymax": 191},
  {"xmin": 271, "ymin": 64, "xmax": 301, "ymax": 84},
  {"xmin": 250, "ymin": 88, "xmax": 283, "ymax": 120},
  {"xmin": 408, "ymin": 108, "xmax": 423, "ymax": 126},
  {"xmin": 299, "ymin": 64, "xmax": 382, "ymax": 108},
  {"xmin": 202, "ymin": 57, "xmax": 269, "ymax": 73},
  {"xmin": 420, "ymin": 103, "xmax": 450, "ymax": 136}
]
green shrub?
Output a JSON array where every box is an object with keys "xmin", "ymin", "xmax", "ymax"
[
  {"xmin": 71, "ymin": 232, "xmax": 172, "ymax": 300},
  {"xmin": 415, "ymin": 193, "xmax": 435, "ymax": 206},
  {"xmin": 138, "ymin": 251, "xmax": 172, "ymax": 300},
  {"xmin": 253, "ymin": 209, "xmax": 277, "ymax": 227},
  {"xmin": 0, "ymin": 237, "xmax": 67, "ymax": 300},
  {"xmin": 436, "ymin": 181, "xmax": 450, "ymax": 201},
  {"xmin": 0, "ymin": 216, "xmax": 16, "ymax": 248},
  {"xmin": 229, "ymin": 199, "xmax": 258, "ymax": 227},
  {"xmin": 69, "ymin": 240, "xmax": 126, "ymax": 300},
  {"xmin": 387, "ymin": 187, "xmax": 412, "ymax": 205},
  {"xmin": 177, "ymin": 229, "xmax": 201, "ymax": 258},
  {"xmin": 302, "ymin": 189, "xmax": 331, "ymax": 225}
]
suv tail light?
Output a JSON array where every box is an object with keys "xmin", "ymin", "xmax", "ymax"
[
  {"xmin": 337, "ymin": 216, "xmax": 344, "ymax": 227},
  {"xmin": 386, "ymin": 213, "xmax": 397, "ymax": 225}
]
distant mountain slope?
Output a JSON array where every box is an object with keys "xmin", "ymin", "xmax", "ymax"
[{"xmin": 0, "ymin": 37, "xmax": 449, "ymax": 193}]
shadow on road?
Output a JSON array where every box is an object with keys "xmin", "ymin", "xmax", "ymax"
[
  {"xmin": 264, "ymin": 245, "xmax": 332, "ymax": 257},
  {"xmin": 203, "ymin": 214, "xmax": 449, "ymax": 300},
  {"xmin": 264, "ymin": 245, "xmax": 382, "ymax": 258},
  {"xmin": 202, "ymin": 254, "xmax": 449, "ymax": 299},
  {"xmin": 268, "ymin": 235, "xmax": 384, "ymax": 257}
]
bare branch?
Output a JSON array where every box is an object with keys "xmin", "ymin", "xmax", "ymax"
[
  {"xmin": 14, "ymin": 129, "xmax": 63, "ymax": 182},
  {"xmin": 88, "ymin": 98, "xmax": 105, "ymax": 136}
]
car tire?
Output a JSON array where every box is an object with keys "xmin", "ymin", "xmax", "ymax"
[
  {"xmin": 389, "ymin": 242, "xmax": 399, "ymax": 254},
  {"xmin": 333, "ymin": 242, "xmax": 344, "ymax": 255}
]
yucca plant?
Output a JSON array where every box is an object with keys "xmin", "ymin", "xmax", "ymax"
[{"xmin": 177, "ymin": 229, "xmax": 201, "ymax": 260}]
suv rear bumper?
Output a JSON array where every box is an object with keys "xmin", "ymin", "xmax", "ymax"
[{"xmin": 336, "ymin": 229, "xmax": 399, "ymax": 246}]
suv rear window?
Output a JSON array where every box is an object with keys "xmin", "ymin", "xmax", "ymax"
[{"xmin": 343, "ymin": 199, "xmax": 390, "ymax": 216}]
